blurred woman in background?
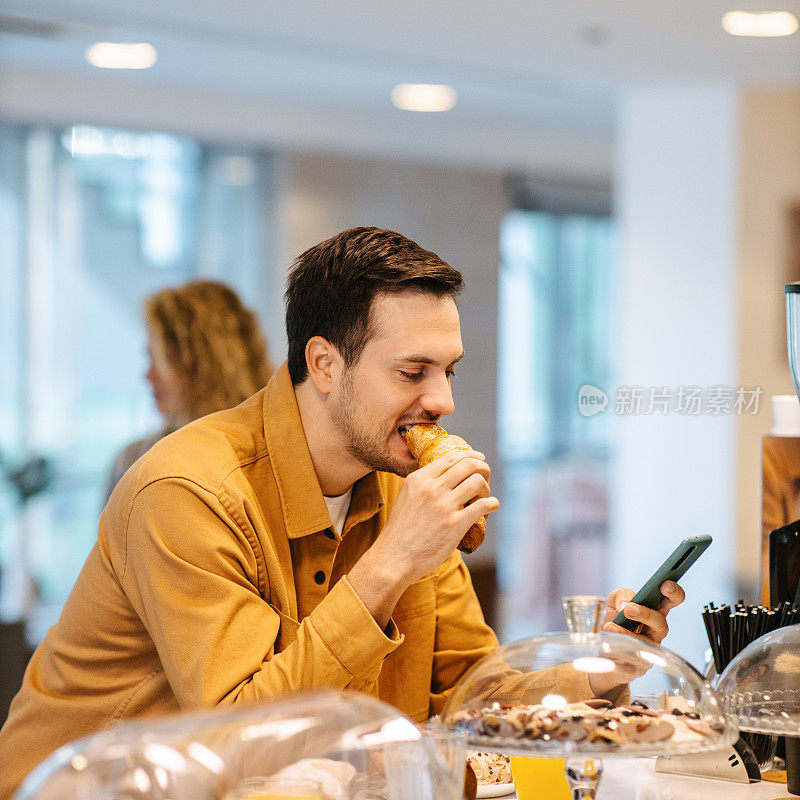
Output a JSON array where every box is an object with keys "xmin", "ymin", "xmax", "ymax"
[{"xmin": 104, "ymin": 280, "xmax": 273, "ymax": 501}]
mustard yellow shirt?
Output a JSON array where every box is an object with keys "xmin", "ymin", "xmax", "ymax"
[
  {"xmin": 0, "ymin": 365, "xmax": 496, "ymax": 795},
  {"xmin": 0, "ymin": 364, "xmax": 603, "ymax": 798}
]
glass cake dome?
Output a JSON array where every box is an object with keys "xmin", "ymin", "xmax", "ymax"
[
  {"xmin": 14, "ymin": 690, "xmax": 463, "ymax": 800},
  {"xmin": 717, "ymin": 624, "xmax": 800, "ymax": 735},
  {"xmin": 440, "ymin": 631, "xmax": 737, "ymax": 759}
]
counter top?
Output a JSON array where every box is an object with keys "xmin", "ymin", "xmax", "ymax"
[
  {"xmin": 504, "ymin": 759, "xmax": 791, "ymax": 799},
  {"xmin": 597, "ymin": 759, "xmax": 789, "ymax": 799}
]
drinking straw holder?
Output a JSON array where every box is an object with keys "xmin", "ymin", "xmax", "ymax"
[{"xmin": 702, "ymin": 600, "xmax": 800, "ymax": 769}]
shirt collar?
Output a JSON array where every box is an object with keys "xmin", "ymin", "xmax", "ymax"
[{"xmin": 263, "ymin": 362, "xmax": 385, "ymax": 539}]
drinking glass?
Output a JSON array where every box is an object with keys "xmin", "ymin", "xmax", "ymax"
[
  {"xmin": 562, "ymin": 596, "xmax": 607, "ymax": 798},
  {"xmin": 422, "ymin": 725, "xmax": 467, "ymax": 791},
  {"xmin": 562, "ymin": 595, "xmax": 608, "ymax": 635}
]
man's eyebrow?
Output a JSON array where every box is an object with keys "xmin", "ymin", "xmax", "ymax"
[{"xmin": 395, "ymin": 352, "xmax": 464, "ymax": 366}]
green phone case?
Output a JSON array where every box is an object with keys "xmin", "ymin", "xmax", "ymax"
[{"xmin": 612, "ymin": 534, "xmax": 712, "ymax": 631}]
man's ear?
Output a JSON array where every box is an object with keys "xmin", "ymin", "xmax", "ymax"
[{"xmin": 305, "ymin": 336, "xmax": 341, "ymax": 395}]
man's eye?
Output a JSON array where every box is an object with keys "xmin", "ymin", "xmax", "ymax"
[{"xmin": 400, "ymin": 371, "xmax": 423, "ymax": 381}]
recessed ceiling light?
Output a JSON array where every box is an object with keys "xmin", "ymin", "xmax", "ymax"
[
  {"xmin": 85, "ymin": 42, "xmax": 158, "ymax": 69},
  {"xmin": 722, "ymin": 10, "xmax": 799, "ymax": 37},
  {"xmin": 391, "ymin": 84, "xmax": 457, "ymax": 112}
]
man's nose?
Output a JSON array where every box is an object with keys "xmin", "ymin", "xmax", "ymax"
[{"xmin": 420, "ymin": 374, "xmax": 455, "ymax": 417}]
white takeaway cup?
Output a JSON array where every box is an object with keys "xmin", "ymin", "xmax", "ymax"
[{"xmin": 771, "ymin": 394, "xmax": 800, "ymax": 436}]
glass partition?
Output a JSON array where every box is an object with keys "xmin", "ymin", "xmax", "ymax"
[{"xmin": 0, "ymin": 123, "xmax": 276, "ymax": 645}]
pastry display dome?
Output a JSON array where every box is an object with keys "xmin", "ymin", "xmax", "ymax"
[
  {"xmin": 440, "ymin": 631, "xmax": 737, "ymax": 758},
  {"xmin": 717, "ymin": 624, "xmax": 800, "ymax": 735},
  {"xmin": 14, "ymin": 690, "xmax": 463, "ymax": 800}
]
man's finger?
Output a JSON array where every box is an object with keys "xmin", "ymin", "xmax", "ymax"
[
  {"xmin": 415, "ymin": 448, "xmax": 485, "ymax": 478},
  {"xmin": 617, "ymin": 602, "xmax": 669, "ymax": 643},
  {"xmin": 608, "ymin": 588, "xmax": 635, "ymax": 607},
  {"xmin": 656, "ymin": 580, "xmax": 686, "ymax": 614},
  {"xmin": 602, "ymin": 621, "xmax": 651, "ymax": 641},
  {"xmin": 457, "ymin": 496, "xmax": 499, "ymax": 528},
  {"xmin": 603, "ymin": 620, "xmax": 662, "ymax": 661},
  {"xmin": 602, "ymin": 589, "xmax": 633, "ymax": 624},
  {"xmin": 450, "ymin": 473, "xmax": 491, "ymax": 508},
  {"xmin": 438, "ymin": 456, "xmax": 491, "ymax": 490}
]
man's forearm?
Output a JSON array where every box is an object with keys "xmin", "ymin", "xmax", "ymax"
[{"xmin": 347, "ymin": 544, "xmax": 413, "ymax": 629}]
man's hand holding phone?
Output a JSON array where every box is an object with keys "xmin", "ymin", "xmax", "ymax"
[
  {"xmin": 586, "ymin": 581, "xmax": 687, "ymax": 696},
  {"xmin": 606, "ymin": 534, "xmax": 710, "ymax": 640},
  {"xmin": 602, "ymin": 580, "xmax": 687, "ymax": 644},
  {"xmin": 585, "ymin": 534, "xmax": 713, "ymax": 696}
]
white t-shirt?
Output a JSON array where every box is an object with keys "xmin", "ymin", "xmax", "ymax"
[{"xmin": 323, "ymin": 487, "xmax": 353, "ymax": 537}]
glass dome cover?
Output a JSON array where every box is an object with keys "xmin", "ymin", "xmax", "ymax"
[
  {"xmin": 718, "ymin": 624, "xmax": 800, "ymax": 735},
  {"xmin": 14, "ymin": 690, "xmax": 462, "ymax": 800},
  {"xmin": 441, "ymin": 631, "xmax": 736, "ymax": 758}
]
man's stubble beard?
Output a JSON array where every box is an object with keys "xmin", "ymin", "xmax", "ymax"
[{"xmin": 329, "ymin": 367, "xmax": 414, "ymax": 477}]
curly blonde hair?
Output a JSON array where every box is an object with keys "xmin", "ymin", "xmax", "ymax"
[{"xmin": 145, "ymin": 280, "xmax": 274, "ymax": 421}]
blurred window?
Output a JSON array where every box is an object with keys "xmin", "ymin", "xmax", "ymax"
[
  {"xmin": 497, "ymin": 209, "xmax": 616, "ymax": 641},
  {"xmin": 0, "ymin": 124, "xmax": 274, "ymax": 643}
]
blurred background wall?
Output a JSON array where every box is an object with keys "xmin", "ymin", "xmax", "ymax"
[{"xmin": 2, "ymin": 3, "xmax": 800, "ymax": 709}]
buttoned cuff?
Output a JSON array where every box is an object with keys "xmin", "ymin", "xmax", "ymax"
[{"xmin": 308, "ymin": 576, "xmax": 404, "ymax": 680}]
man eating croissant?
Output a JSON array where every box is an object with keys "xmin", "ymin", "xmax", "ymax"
[{"xmin": 0, "ymin": 227, "xmax": 685, "ymax": 799}]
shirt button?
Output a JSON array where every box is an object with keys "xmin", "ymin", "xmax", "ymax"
[
  {"xmin": 325, "ymin": 530, "xmax": 336, "ymax": 540},
  {"xmin": 314, "ymin": 570, "xmax": 325, "ymax": 585}
]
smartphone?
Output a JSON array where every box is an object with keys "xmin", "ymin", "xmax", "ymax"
[{"xmin": 612, "ymin": 534, "xmax": 712, "ymax": 631}]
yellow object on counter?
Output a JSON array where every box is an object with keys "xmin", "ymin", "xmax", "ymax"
[{"xmin": 511, "ymin": 757, "xmax": 570, "ymax": 800}]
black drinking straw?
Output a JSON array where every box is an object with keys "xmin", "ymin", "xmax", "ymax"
[
  {"xmin": 780, "ymin": 601, "xmax": 790, "ymax": 628},
  {"xmin": 720, "ymin": 605, "xmax": 731, "ymax": 662},
  {"xmin": 756, "ymin": 608, "xmax": 768, "ymax": 640},
  {"xmin": 703, "ymin": 607, "xmax": 722, "ymax": 673},
  {"xmin": 750, "ymin": 608, "xmax": 759, "ymax": 641}
]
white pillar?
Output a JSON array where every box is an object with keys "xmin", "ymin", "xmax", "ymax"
[
  {"xmin": 611, "ymin": 85, "xmax": 738, "ymax": 667},
  {"xmin": 736, "ymin": 90, "xmax": 800, "ymax": 598}
]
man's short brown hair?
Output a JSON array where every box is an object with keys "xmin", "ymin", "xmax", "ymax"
[{"xmin": 286, "ymin": 227, "xmax": 463, "ymax": 385}]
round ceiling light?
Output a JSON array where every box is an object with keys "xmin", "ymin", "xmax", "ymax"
[
  {"xmin": 722, "ymin": 10, "xmax": 799, "ymax": 37},
  {"xmin": 391, "ymin": 83, "xmax": 457, "ymax": 112},
  {"xmin": 85, "ymin": 42, "xmax": 158, "ymax": 69}
]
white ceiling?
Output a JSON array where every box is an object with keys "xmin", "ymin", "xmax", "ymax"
[{"xmin": 1, "ymin": 1, "xmax": 799, "ymax": 177}]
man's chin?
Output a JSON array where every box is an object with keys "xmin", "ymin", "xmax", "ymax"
[
  {"xmin": 343, "ymin": 430, "xmax": 417, "ymax": 477},
  {"xmin": 386, "ymin": 444, "xmax": 419, "ymax": 477},
  {"xmin": 359, "ymin": 453, "xmax": 416, "ymax": 478},
  {"xmin": 390, "ymin": 461, "xmax": 416, "ymax": 478},
  {"xmin": 376, "ymin": 460, "xmax": 415, "ymax": 478}
]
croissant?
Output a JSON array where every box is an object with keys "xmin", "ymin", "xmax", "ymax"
[{"xmin": 402, "ymin": 423, "xmax": 488, "ymax": 554}]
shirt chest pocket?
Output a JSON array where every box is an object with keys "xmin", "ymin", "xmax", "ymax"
[{"xmin": 378, "ymin": 573, "xmax": 438, "ymax": 722}]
